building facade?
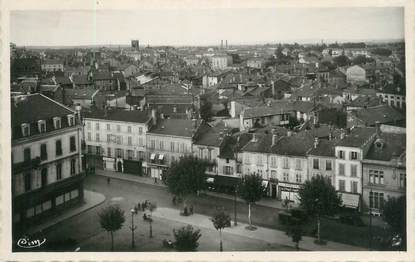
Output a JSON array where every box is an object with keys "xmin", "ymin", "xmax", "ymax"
[{"xmin": 12, "ymin": 94, "xmax": 84, "ymax": 235}]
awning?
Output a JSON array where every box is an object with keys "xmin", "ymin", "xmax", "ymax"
[
  {"xmin": 206, "ymin": 177, "xmax": 215, "ymax": 183},
  {"xmin": 339, "ymin": 192, "xmax": 360, "ymax": 209},
  {"xmin": 150, "ymin": 153, "xmax": 156, "ymax": 160},
  {"xmin": 158, "ymin": 154, "xmax": 164, "ymax": 160}
]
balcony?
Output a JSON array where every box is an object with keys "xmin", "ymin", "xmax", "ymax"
[{"xmin": 12, "ymin": 157, "xmax": 41, "ymax": 174}]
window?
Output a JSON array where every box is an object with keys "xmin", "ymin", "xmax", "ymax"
[
  {"xmin": 40, "ymin": 144, "xmax": 47, "ymax": 160},
  {"xmin": 128, "ymin": 136, "xmax": 132, "ymax": 146},
  {"xmin": 150, "ymin": 140, "xmax": 155, "ymax": 149},
  {"xmin": 128, "ymin": 126, "xmax": 132, "ymax": 133},
  {"xmin": 87, "ymin": 132, "xmax": 91, "ymax": 141},
  {"xmin": 283, "ymin": 158, "xmax": 289, "ymax": 169},
  {"xmin": 325, "ymin": 160, "xmax": 332, "ymax": 171},
  {"xmin": 116, "ymin": 149, "xmax": 123, "ymax": 158},
  {"xmin": 70, "ymin": 136, "xmax": 76, "ymax": 152},
  {"xmin": 283, "ymin": 172, "xmax": 289, "ymax": 182},
  {"xmin": 116, "ymin": 136, "xmax": 122, "ymax": 145},
  {"xmin": 369, "ymin": 170, "xmax": 384, "ymax": 185},
  {"xmin": 38, "ymin": 120, "xmax": 46, "ymax": 133},
  {"xmin": 159, "ymin": 141, "xmax": 164, "ymax": 150},
  {"xmin": 117, "ymin": 125, "xmax": 121, "ymax": 132},
  {"xmin": 127, "ymin": 150, "xmax": 134, "ymax": 160},
  {"xmin": 338, "ymin": 179, "xmax": 345, "ymax": 191},
  {"xmin": 245, "ymin": 154, "xmax": 250, "ymax": 164},
  {"xmin": 87, "ymin": 122, "xmax": 91, "ymax": 130},
  {"xmin": 369, "ymin": 192, "xmax": 384, "ymax": 210},
  {"xmin": 139, "ymin": 137, "xmax": 143, "ymax": 146},
  {"xmin": 107, "ymin": 147, "xmax": 112, "ymax": 157},
  {"xmin": 313, "ymin": 159, "xmax": 319, "ymax": 170},
  {"xmin": 106, "ymin": 124, "xmax": 110, "ymax": 130},
  {"xmin": 223, "ymin": 166, "xmax": 233, "ymax": 175},
  {"xmin": 351, "ymin": 181, "xmax": 358, "ymax": 193},
  {"xmin": 87, "ymin": 145, "xmax": 92, "ymax": 154},
  {"xmin": 53, "ymin": 117, "xmax": 61, "ymax": 129},
  {"xmin": 338, "ymin": 150, "xmax": 345, "ymax": 159},
  {"xmin": 24, "ymin": 147, "xmax": 31, "ymax": 162},
  {"xmin": 400, "ymin": 173, "xmax": 406, "ymax": 188},
  {"xmin": 67, "ymin": 115, "xmax": 75, "ymax": 127},
  {"xmin": 180, "ymin": 143, "xmax": 184, "ymax": 153},
  {"xmin": 96, "ymin": 146, "xmax": 101, "ymax": 155},
  {"xmin": 296, "ymin": 173, "xmax": 302, "ymax": 183},
  {"xmin": 271, "ymin": 156, "xmax": 277, "ymax": 167},
  {"xmin": 338, "ymin": 163, "xmax": 345, "ymax": 176},
  {"xmin": 139, "ymin": 127, "xmax": 143, "ymax": 135},
  {"xmin": 107, "ymin": 134, "xmax": 111, "ymax": 142},
  {"xmin": 350, "ymin": 151, "xmax": 358, "ymax": 160},
  {"xmin": 271, "ymin": 170, "xmax": 277, "ymax": 179},
  {"xmin": 295, "ymin": 159, "xmax": 302, "ymax": 170},
  {"xmin": 171, "ymin": 141, "xmax": 175, "ymax": 152},
  {"xmin": 70, "ymin": 159, "xmax": 76, "ymax": 175},
  {"xmin": 24, "ymin": 173, "xmax": 32, "ymax": 192},
  {"xmin": 351, "ymin": 164, "xmax": 357, "ymax": 177},
  {"xmin": 257, "ymin": 155, "xmax": 262, "ymax": 165},
  {"xmin": 95, "ymin": 133, "xmax": 100, "ymax": 142},
  {"xmin": 21, "ymin": 123, "xmax": 30, "ymax": 137},
  {"xmin": 56, "ymin": 163, "xmax": 62, "ymax": 180},
  {"xmin": 138, "ymin": 151, "xmax": 145, "ymax": 160},
  {"xmin": 54, "ymin": 140, "xmax": 62, "ymax": 156},
  {"xmin": 95, "ymin": 122, "xmax": 100, "ymax": 130}
]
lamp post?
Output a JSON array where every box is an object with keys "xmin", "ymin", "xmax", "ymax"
[
  {"xmin": 130, "ymin": 207, "xmax": 138, "ymax": 249},
  {"xmin": 234, "ymin": 185, "xmax": 238, "ymax": 226},
  {"xmin": 369, "ymin": 189, "xmax": 373, "ymax": 250}
]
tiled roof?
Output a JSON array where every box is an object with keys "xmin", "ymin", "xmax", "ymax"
[
  {"xmin": 293, "ymin": 101, "xmax": 315, "ymax": 113},
  {"xmin": 11, "ymin": 93, "xmax": 74, "ymax": 127},
  {"xmin": 55, "ymin": 76, "xmax": 72, "ymax": 85},
  {"xmin": 307, "ymin": 138, "xmax": 338, "ymax": 157},
  {"xmin": 271, "ymin": 132, "xmax": 314, "ymax": 156},
  {"xmin": 193, "ymin": 122, "xmax": 223, "ymax": 147},
  {"xmin": 337, "ymin": 127, "xmax": 376, "ymax": 147},
  {"xmin": 149, "ymin": 119, "xmax": 199, "ymax": 138},
  {"xmin": 65, "ymin": 87, "xmax": 99, "ymax": 99},
  {"xmin": 242, "ymin": 133, "xmax": 273, "ymax": 153},
  {"xmin": 146, "ymin": 95, "xmax": 193, "ymax": 105},
  {"xmin": 93, "ymin": 72, "xmax": 114, "ymax": 81},
  {"xmin": 350, "ymin": 105, "xmax": 405, "ymax": 126},
  {"xmin": 84, "ymin": 108, "xmax": 150, "ymax": 123},
  {"xmin": 72, "ymin": 75, "xmax": 91, "ymax": 85},
  {"xmin": 365, "ymin": 132, "xmax": 406, "ymax": 162}
]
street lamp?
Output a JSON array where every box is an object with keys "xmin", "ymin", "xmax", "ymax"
[
  {"xmin": 234, "ymin": 185, "xmax": 238, "ymax": 226},
  {"xmin": 130, "ymin": 207, "xmax": 138, "ymax": 249}
]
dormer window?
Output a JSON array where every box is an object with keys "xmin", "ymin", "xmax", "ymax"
[
  {"xmin": 53, "ymin": 117, "xmax": 61, "ymax": 129},
  {"xmin": 67, "ymin": 114, "xmax": 75, "ymax": 127},
  {"xmin": 21, "ymin": 123, "xmax": 30, "ymax": 137},
  {"xmin": 38, "ymin": 120, "xmax": 46, "ymax": 133}
]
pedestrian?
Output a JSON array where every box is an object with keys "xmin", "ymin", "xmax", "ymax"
[
  {"xmin": 189, "ymin": 205, "xmax": 193, "ymax": 215},
  {"xmin": 107, "ymin": 177, "xmax": 111, "ymax": 185},
  {"xmin": 154, "ymin": 177, "xmax": 157, "ymax": 184},
  {"xmin": 172, "ymin": 196, "xmax": 176, "ymax": 205}
]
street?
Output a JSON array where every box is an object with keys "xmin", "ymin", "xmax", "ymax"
[{"xmin": 40, "ymin": 174, "xmax": 295, "ymax": 251}]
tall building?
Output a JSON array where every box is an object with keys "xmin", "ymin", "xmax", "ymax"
[
  {"xmin": 131, "ymin": 40, "xmax": 140, "ymax": 51},
  {"xmin": 11, "ymin": 94, "xmax": 84, "ymax": 235}
]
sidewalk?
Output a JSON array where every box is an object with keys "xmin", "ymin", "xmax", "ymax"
[
  {"xmin": 27, "ymin": 190, "xmax": 106, "ymax": 235},
  {"xmin": 95, "ymin": 169, "xmax": 291, "ymax": 210},
  {"xmin": 153, "ymin": 207, "xmax": 368, "ymax": 251}
]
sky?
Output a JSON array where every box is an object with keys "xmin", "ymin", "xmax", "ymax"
[{"xmin": 10, "ymin": 7, "xmax": 404, "ymax": 46}]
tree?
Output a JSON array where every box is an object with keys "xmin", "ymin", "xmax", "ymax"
[
  {"xmin": 98, "ymin": 205, "xmax": 126, "ymax": 251},
  {"xmin": 333, "ymin": 55, "xmax": 350, "ymax": 67},
  {"xmin": 352, "ymin": 55, "xmax": 368, "ymax": 65},
  {"xmin": 164, "ymin": 155, "xmax": 212, "ymax": 213},
  {"xmin": 173, "ymin": 225, "xmax": 202, "ymax": 251},
  {"xmin": 290, "ymin": 226, "xmax": 303, "ymax": 251},
  {"xmin": 382, "ymin": 196, "xmax": 406, "ymax": 249},
  {"xmin": 298, "ymin": 175, "xmax": 341, "ymax": 244},
  {"xmin": 200, "ymin": 100, "xmax": 213, "ymax": 122},
  {"xmin": 238, "ymin": 174, "xmax": 265, "ymax": 230},
  {"xmin": 211, "ymin": 209, "xmax": 231, "ymax": 251},
  {"xmin": 371, "ymin": 48, "xmax": 392, "ymax": 57},
  {"xmin": 144, "ymin": 202, "xmax": 157, "ymax": 238}
]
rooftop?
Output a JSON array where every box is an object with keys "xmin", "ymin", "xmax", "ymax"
[
  {"xmin": 337, "ymin": 127, "xmax": 376, "ymax": 148},
  {"xmin": 84, "ymin": 108, "xmax": 150, "ymax": 124},
  {"xmin": 350, "ymin": 105, "xmax": 405, "ymax": 126},
  {"xmin": 365, "ymin": 132, "xmax": 406, "ymax": 162},
  {"xmin": 149, "ymin": 118, "xmax": 199, "ymax": 138}
]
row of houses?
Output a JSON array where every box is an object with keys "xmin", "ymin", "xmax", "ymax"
[{"xmin": 83, "ymin": 107, "xmax": 405, "ymax": 215}]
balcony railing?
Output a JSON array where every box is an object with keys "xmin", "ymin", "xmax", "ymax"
[{"xmin": 12, "ymin": 157, "xmax": 41, "ymax": 174}]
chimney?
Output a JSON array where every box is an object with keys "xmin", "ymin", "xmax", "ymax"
[
  {"xmin": 314, "ymin": 137, "xmax": 319, "ymax": 148},
  {"xmin": 151, "ymin": 108, "xmax": 157, "ymax": 125},
  {"xmin": 375, "ymin": 121, "xmax": 381, "ymax": 136},
  {"xmin": 272, "ymin": 134, "xmax": 278, "ymax": 146}
]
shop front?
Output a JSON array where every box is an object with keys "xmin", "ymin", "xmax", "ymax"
[
  {"xmin": 277, "ymin": 182, "xmax": 302, "ymax": 203},
  {"xmin": 103, "ymin": 157, "xmax": 116, "ymax": 171}
]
